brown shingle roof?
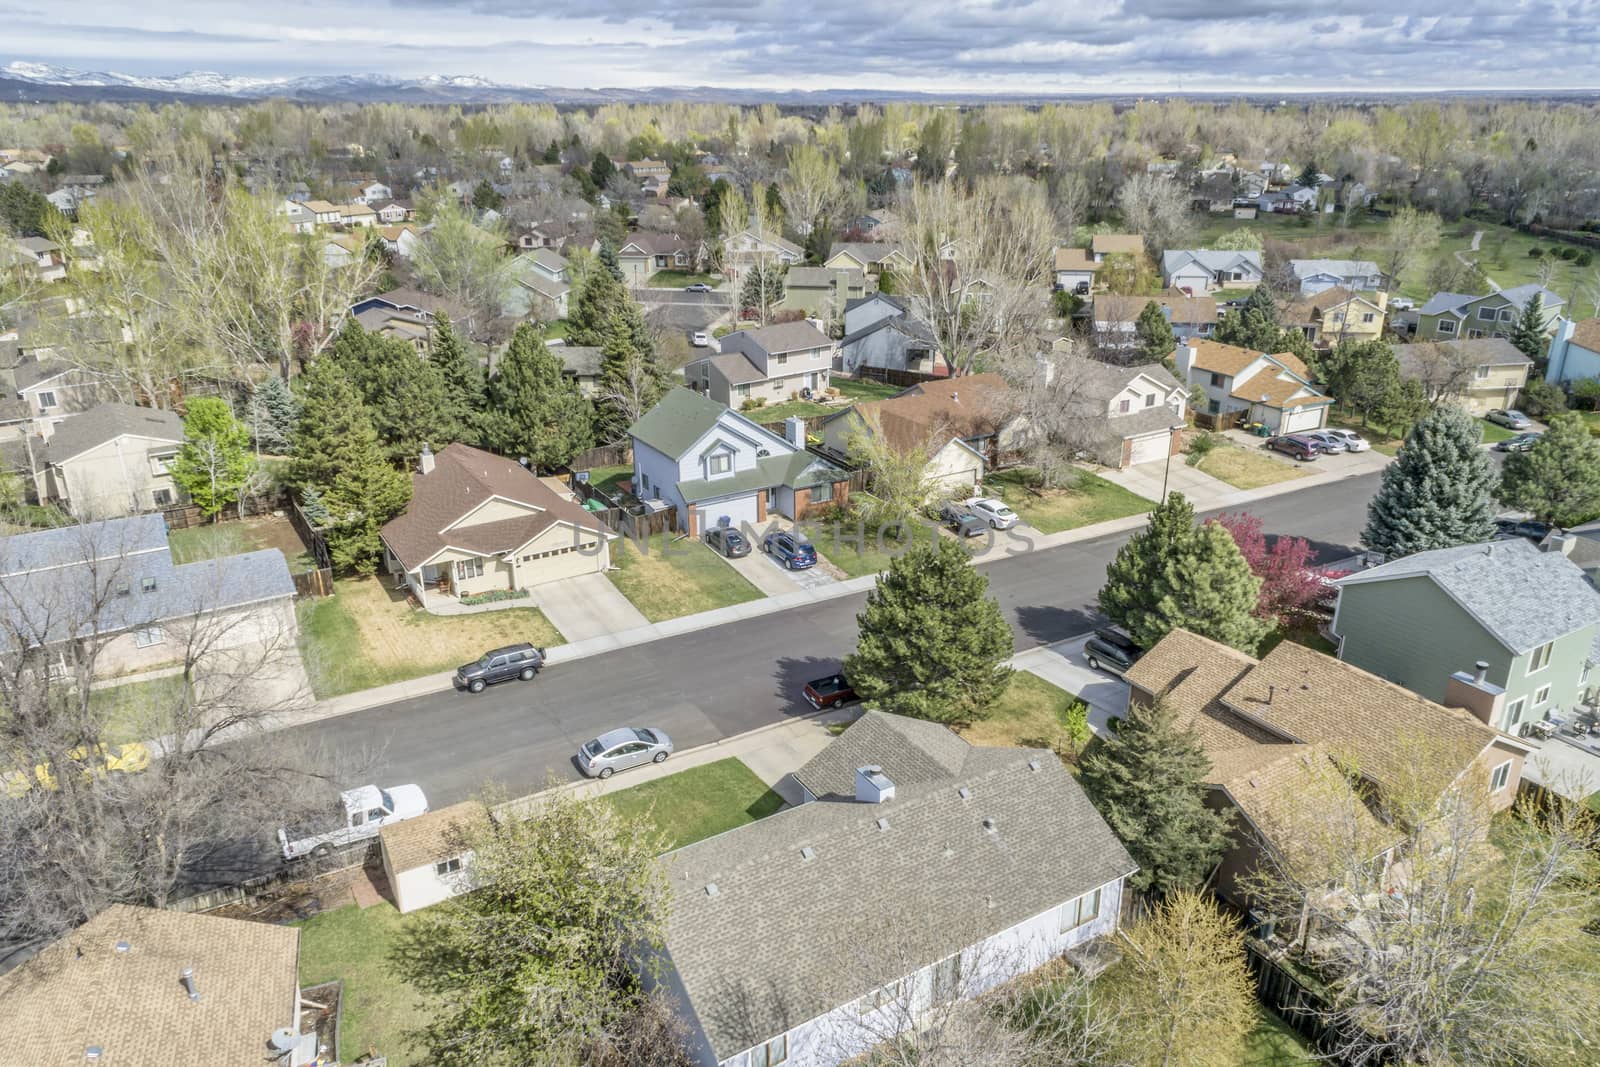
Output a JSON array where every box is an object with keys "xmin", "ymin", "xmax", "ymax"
[
  {"xmin": 1186, "ymin": 339, "xmax": 1261, "ymax": 377},
  {"xmin": 1053, "ymin": 246, "xmax": 1099, "ymax": 272},
  {"xmin": 1570, "ymin": 317, "xmax": 1600, "ymax": 352},
  {"xmin": 846, "ymin": 374, "xmax": 1011, "ymax": 454},
  {"xmin": 1232, "ymin": 365, "xmax": 1331, "ymax": 408},
  {"xmin": 0, "ymin": 904, "xmax": 298, "ymax": 1065},
  {"xmin": 381, "ymin": 800, "xmax": 490, "ymax": 872},
  {"xmin": 1269, "ymin": 349, "xmax": 1313, "ymax": 380},
  {"xmin": 380, "ymin": 442, "xmax": 612, "ymax": 571},
  {"xmin": 1092, "ymin": 233, "xmax": 1145, "ymax": 257}
]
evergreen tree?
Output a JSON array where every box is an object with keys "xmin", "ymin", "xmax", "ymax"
[
  {"xmin": 541, "ymin": 140, "xmax": 561, "ymax": 164},
  {"xmin": 740, "ymin": 264, "xmax": 786, "ymax": 317},
  {"xmin": 1363, "ymin": 404, "xmax": 1497, "ymax": 557},
  {"xmin": 1498, "ymin": 411, "xmax": 1600, "ymax": 527},
  {"xmin": 324, "ymin": 321, "xmax": 461, "ymax": 464},
  {"xmin": 430, "ymin": 313, "xmax": 485, "ymax": 438},
  {"xmin": 568, "ymin": 257, "xmax": 664, "ymax": 439},
  {"xmin": 1296, "ymin": 161, "xmax": 1321, "ymax": 188},
  {"xmin": 702, "ymin": 178, "xmax": 730, "ymax": 235},
  {"xmin": 479, "ymin": 323, "xmax": 594, "ymax": 469},
  {"xmin": 590, "ymin": 151, "xmax": 616, "ymax": 190},
  {"xmin": 1211, "ymin": 285, "xmax": 1284, "ymax": 351},
  {"xmin": 1510, "ymin": 293, "xmax": 1548, "ymax": 363},
  {"xmin": 169, "ymin": 397, "xmax": 256, "ymax": 518},
  {"xmin": 1135, "ymin": 300, "xmax": 1177, "ymax": 365},
  {"xmin": 844, "ymin": 537, "xmax": 1013, "ymax": 725},
  {"xmin": 1323, "ymin": 339, "xmax": 1401, "ymax": 425},
  {"xmin": 246, "ymin": 375, "xmax": 300, "ymax": 454},
  {"xmin": 1099, "ymin": 492, "xmax": 1267, "ymax": 652},
  {"xmin": 471, "ymin": 179, "xmax": 504, "ymax": 213},
  {"xmin": 597, "ymin": 239, "xmax": 624, "ymax": 282}
]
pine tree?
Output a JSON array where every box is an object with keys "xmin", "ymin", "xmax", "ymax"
[
  {"xmin": 1079, "ymin": 696, "xmax": 1233, "ymax": 895},
  {"xmin": 1363, "ymin": 405, "xmax": 1497, "ymax": 558},
  {"xmin": 430, "ymin": 313, "xmax": 484, "ymax": 440},
  {"xmin": 1510, "ymin": 293, "xmax": 1547, "ymax": 363},
  {"xmin": 1099, "ymin": 493, "xmax": 1266, "ymax": 652},
  {"xmin": 740, "ymin": 264, "xmax": 785, "ymax": 317},
  {"xmin": 844, "ymin": 537, "xmax": 1013, "ymax": 725},
  {"xmin": 597, "ymin": 239, "xmax": 624, "ymax": 282},
  {"xmin": 568, "ymin": 258, "xmax": 664, "ymax": 439},
  {"xmin": 590, "ymin": 152, "xmax": 616, "ymax": 190},
  {"xmin": 1323, "ymin": 339, "xmax": 1401, "ymax": 425},
  {"xmin": 324, "ymin": 321, "xmax": 461, "ymax": 464},
  {"xmin": 479, "ymin": 323, "xmax": 594, "ymax": 469},
  {"xmin": 472, "ymin": 180, "xmax": 504, "ymax": 213},
  {"xmin": 1135, "ymin": 300, "xmax": 1177, "ymax": 365},
  {"xmin": 246, "ymin": 375, "xmax": 300, "ymax": 454},
  {"xmin": 169, "ymin": 397, "xmax": 256, "ymax": 518},
  {"xmin": 1498, "ymin": 411, "xmax": 1600, "ymax": 527},
  {"xmin": 542, "ymin": 140, "xmax": 561, "ymax": 165}
]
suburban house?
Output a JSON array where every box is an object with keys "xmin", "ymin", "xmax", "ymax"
[
  {"xmin": 380, "ymin": 800, "xmax": 489, "ymax": 914},
  {"xmin": 278, "ymin": 199, "xmax": 316, "ymax": 233},
  {"xmin": 624, "ymin": 158, "xmax": 671, "ymax": 182},
  {"xmin": 1174, "ymin": 340, "xmax": 1332, "ymax": 433},
  {"xmin": 824, "ymin": 242, "xmax": 907, "ymax": 288},
  {"xmin": 504, "ymin": 248, "xmax": 572, "ymax": 319},
  {"xmin": 685, "ymin": 321, "xmax": 835, "ymax": 406},
  {"xmin": 1289, "ymin": 259, "xmax": 1385, "ymax": 296},
  {"xmin": 349, "ymin": 287, "xmax": 470, "ymax": 344},
  {"xmin": 373, "ymin": 199, "xmax": 412, "ymax": 223},
  {"xmin": 0, "ymin": 514, "xmax": 297, "ymax": 679},
  {"xmin": 12, "ymin": 356, "xmax": 107, "ymax": 435},
  {"xmin": 375, "ymin": 223, "xmax": 422, "ymax": 259},
  {"xmin": 1394, "ymin": 337, "xmax": 1532, "ymax": 413},
  {"xmin": 302, "ymin": 199, "xmax": 343, "ymax": 226},
  {"xmin": 1280, "ymin": 288, "xmax": 1387, "ymax": 349},
  {"xmin": 1125, "ymin": 630, "xmax": 1533, "ymax": 913},
  {"xmin": 554, "ymin": 343, "xmax": 603, "ymax": 397},
  {"xmin": 340, "ymin": 203, "xmax": 377, "ymax": 228},
  {"xmin": 658, "ymin": 711, "xmax": 1136, "ymax": 1067},
  {"xmin": 1159, "ymin": 249, "xmax": 1264, "ymax": 293},
  {"xmin": 40, "ymin": 402, "xmax": 185, "ymax": 518},
  {"xmin": 780, "ymin": 266, "xmax": 866, "ymax": 318},
  {"xmin": 1415, "ymin": 284, "xmax": 1564, "ymax": 342},
  {"xmin": 1092, "ymin": 292, "xmax": 1218, "ymax": 343},
  {"xmin": 628, "ymin": 387, "xmax": 852, "ymax": 535},
  {"xmin": 1332, "ymin": 537, "xmax": 1600, "ymax": 735},
  {"xmin": 380, "ymin": 443, "xmax": 617, "ymax": 609},
  {"xmin": 354, "ymin": 180, "xmax": 393, "ymax": 204},
  {"xmin": 836, "ymin": 293, "xmax": 942, "ymax": 378},
  {"xmin": 820, "ymin": 374, "xmax": 1027, "ymax": 486},
  {"xmin": 14, "ymin": 236, "xmax": 66, "ymax": 282},
  {"xmin": 611, "ymin": 232, "xmax": 699, "ymax": 287},
  {"xmin": 1052, "ymin": 354, "xmax": 1188, "ymax": 469},
  {"xmin": 1193, "ymin": 174, "xmax": 1239, "ymax": 213},
  {"xmin": 321, "ymin": 232, "xmax": 361, "ymax": 266},
  {"xmin": 722, "ymin": 228, "xmax": 805, "ymax": 281},
  {"xmin": 1053, "ymin": 246, "xmax": 1100, "ymax": 294},
  {"xmin": 1, "ymin": 904, "xmax": 319, "ymax": 1066},
  {"xmin": 1544, "ymin": 316, "xmax": 1600, "ymax": 386},
  {"xmin": 1090, "ymin": 233, "xmax": 1144, "ymax": 262}
]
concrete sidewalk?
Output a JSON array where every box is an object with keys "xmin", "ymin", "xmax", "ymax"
[{"xmin": 1101, "ymin": 443, "xmax": 1391, "ymax": 512}]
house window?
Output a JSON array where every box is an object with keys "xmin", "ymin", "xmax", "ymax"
[
  {"xmin": 737, "ymin": 384, "xmax": 751, "ymax": 397},
  {"xmin": 1118, "ymin": 398, "xmax": 1131, "ymax": 414},
  {"xmin": 811, "ymin": 481, "xmax": 834, "ymax": 504},
  {"xmin": 141, "ymin": 577, "xmax": 157, "ymax": 593},
  {"xmin": 455, "ymin": 557, "xmax": 484, "ymax": 580},
  {"xmin": 1210, "ymin": 372, "xmax": 1225, "ymax": 387},
  {"xmin": 1489, "ymin": 760, "xmax": 1512, "ymax": 793},
  {"xmin": 1145, "ymin": 393, "xmax": 1156, "ymax": 407},
  {"xmin": 708, "ymin": 453, "xmax": 733, "ymax": 476},
  {"xmin": 1475, "ymin": 364, "xmax": 1490, "ymax": 379},
  {"xmin": 1535, "ymin": 684, "xmax": 1551, "ymax": 706},
  {"xmin": 1437, "ymin": 319, "xmax": 1457, "ymax": 334},
  {"xmin": 751, "ymin": 1035, "xmax": 788, "ymax": 1067},
  {"xmin": 1059, "ymin": 887, "xmax": 1102, "ymax": 932},
  {"xmin": 1530, "ymin": 641, "xmax": 1554, "ymax": 672},
  {"xmin": 1478, "ymin": 307, "xmax": 1497, "ymax": 321},
  {"xmin": 435, "ymin": 856, "xmax": 463, "ymax": 876},
  {"xmin": 133, "ymin": 626, "xmax": 164, "ymax": 648},
  {"xmin": 1506, "ymin": 697, "xmax": 1526, "ymax": 724},
  {"xmin": 1362, "ymin": 312, "xmax": 1375, "ymax": 323},
  {"xmin": 1231, "ymin": 271, "xmax": 1243, "ymax": 281},
  {"xmin": 36, "ymin": 389, "xmax": 56, "ymax": 409},
  {"xmin": 776, "ymin": 354, "xmax": 788, "ymax": 366},
  {"xmin": 1467, "ymin": 329, "xmax": 1484, "ymax": 339},
  {"xmin": 152, "ymin": 488, "xmax": 174, "ymax": 507},
  {"xmin": 1499, "ymin": 308, "xmax": 1515, "ymax": 322}
]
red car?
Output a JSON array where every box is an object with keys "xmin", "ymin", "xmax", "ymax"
[{"xmin": 803, "ymin": 673, "xmax": 858, "ymax": 709}]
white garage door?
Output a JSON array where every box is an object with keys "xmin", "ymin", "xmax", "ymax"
[
  {"xmin": 1126, "ymin": 431, "xmax": 1171, "ymax": 467},
  {"xmin": 702, "ymin": 493, "xmax": 760, "ymax": 532},
  {"xmin": 1279, "ymin": 407, "xmax": 1326, "ymax": 434}
]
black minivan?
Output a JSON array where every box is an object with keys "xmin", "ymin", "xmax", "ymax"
[
  {"xmin": 456, "ymin": 643, "xmax": 545, "ymax": 693},
  {"xmin": 1083, "ymin": 629, "xmax": 1142, "ymax": 676}
]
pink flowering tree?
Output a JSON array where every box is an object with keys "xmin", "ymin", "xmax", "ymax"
[{"xmin": 1210, "ymin": 512, "xmax": 1328, "ymax": 625}]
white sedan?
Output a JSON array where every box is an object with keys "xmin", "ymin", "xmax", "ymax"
[
  {"xmin": 963, "ymin": 497, "xmax": 1020, "ymax": 530},
  {"xmin": 1322, "ymin": 428, "xmax": 1370, "ymax": 452}
]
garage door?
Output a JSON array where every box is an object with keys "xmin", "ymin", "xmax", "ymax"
[
  {"xmin": 702, "ymin": 493, "xmax": 760, "ymax": 532},
  {"xmin": 1126, "ymin": 431, "xmax": 1171, "ymax": 467},
  {"xmin": 1279, "ymin": 406, "xmax": 1326, "ymax": 434}
]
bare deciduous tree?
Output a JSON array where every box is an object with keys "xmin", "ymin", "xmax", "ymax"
[
  {"xmin": 1399, "ymin": 339, "xmax": 1481, "ymax": 406},
  {"xmin": 778, "ymin": 142, "xmax": 844, "ymax": 238},
  {"xmin": 1114, "ymin": 173, "xmax": 1194, "ymax": 257},
  {"xmin": 1375, "ymin": 206, "xmax": 1442, "ymax": 292}
]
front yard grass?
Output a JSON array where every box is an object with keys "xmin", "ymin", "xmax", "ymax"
[
  {"xmin": 88, "ymin": 674, "xmax": 191, "ymax": 743},
  {"xmin": 295, "ymin": 903, "xmax": 432, "ymax": 1066},
  {"xmin": 746, "ymin": 399, "xmax": 836, "ymax": 424},
  {"xmin": 647, "ymin": 269, "xmax": 722, "ymax": 288},
  {"xmin": 806, "ymin": 515, "xmax": 944, "ymax": 579},
  {"xmin": 986, "ymin": 469, "xmax": 1152, "ymax": 534},
  {"xmin": 296, "ymin": 577, "xmax": 564, "ymax": 699},
  {"xmin": 1478, "ymin": 417, "xmax": 1516, "ymax": 443},
  {"xmin": 1193, "ymin": 444, "xmax": 1309, "ymax": 490},
  {"xmin": 601, "ymin": 757, "xmax": 785, "ymax": 849},
  {"xmin": 606, "ymin": 537, "xmax": 763, "ymax": 622},
  {"xmin": 958, "ymin": 672, "xmax": 1086, "ymax": 764},
  {"xmin": 1329, "ymin": 415, "xmax": 1405, "ymax": 457},
  {"xmin": 832, "ymin": 377, "xmax": 905, "ymax": 402}
]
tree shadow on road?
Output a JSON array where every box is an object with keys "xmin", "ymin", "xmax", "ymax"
[{"xmin": 1013, "ymin": 604, "xmax": 1100, "ymax": 647}]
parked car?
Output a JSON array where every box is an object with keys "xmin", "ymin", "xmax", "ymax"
[
  {"xmin": 963, "ymin": 497, "xmax": 1020, "ymax": 530},
  {"xmin": 279, "ymin": 783, "xmax": 428, "ymax": 860},
  {"xmin": 691, "ymin": 330, "xmax": 710, "ymax": 347},
  {"xmin": 1322, "ymin": 428, "xmax": 1370, "ymax": 452},
  {"xmin": 704, "ymin": 526, "xmax": 752, "ymax": 558},
  {"xmin": 577, "ymin": 727, "xmax": 674, "ymax": 779},
  {"xmin": 764, "ymin": 530, "xmax": 817, "ymax": 569},
  {"xmin": 2, "ymin": 741, "xmax": 152, "ymax": 798},
  {"xmin": 803, "ymin": 673, "xmax": 858, "ymax": 709},
  {"xmin": 1265, "ymin": 434, "xmax": 1321, "ymax": 461},
  {"xmin": 456, "ymin": 643, "xmax": 545, "ymax": 693},
  {"xmin": 944, "ymin": 510, "xmax": 989, "ymax": 538},
  {"xmin": 1302, "ymin": 430, "xmax": 1347, "ymax": 454},
  {"xmin": 1084, "ymin": 629, "xmax": 1143, "ymax": 677},
  {"xmin": 684, "ymin": 283, "xmax": 713, "ymax": 293},
  {"xmin": 1486, "ymin": 409, "xmax": 1532, "ymax": 430},
  {"xmin": 1495, "ymin": 517, "xmax": 1554, "ymax": 542},
  {"xmin": 1496, "ymin": 432, "xmax": 1542, "ymax": 453}
]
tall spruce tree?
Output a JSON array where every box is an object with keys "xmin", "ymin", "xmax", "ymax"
[
  {"xmin": 429, "ymin": 313, "xmax": 485, "ymax": 439},
  {"xmin": 844, "ymin": 537, "xmax": 1013, "ymax": 725},
  {"xmin": 1099, "ymin": 493, "xmax": 1267, "ymax": 652},
  {"xmin": 1498, "ymin": 411, "xmax": 1600, "ymax": 527},
  {"xmin": 568, "ymin": 257, "xmax": 665, "ymax": 439},
  {"xmin": 245, "ymin": 375, "xmax": 300, "ymax": 453},
  {"xmin": 596, "ymin": 239, "xmax": 624, "ymax": 282},
  {"xmin": 324, "ymin": 321, "xmax": 461, "ymax": 464},
  {"xmin": 1363, "ymin": 404, "xmax": 1497, "ymax": 558},
  {"xmin": 1135, "ymin": 300, "xmax": 1177, "ymax": 365},
  {"xmin": 479, "ymin": 323, "xmax": 594, "ymax": 469},
  {"xmin": 1510, "ymin": 293, "xmax": 1547, "ymax": 363},
  {"xmin": 1080, "ymin": 695, "xmax": 1233, "ymax": 896}
]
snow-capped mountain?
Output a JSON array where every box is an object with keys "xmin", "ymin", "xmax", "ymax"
[
  {"xmin": 0, "ymin": 61, "xmax": 575, "ymax": 102},
  {"xmin": 4, "ymin": 61, "xmax": 289, "ymax": 95}
]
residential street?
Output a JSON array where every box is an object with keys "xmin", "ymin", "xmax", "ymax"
[{"xmin": 276, "ymin": 471, "xmax": 1377, "ymax": 807}]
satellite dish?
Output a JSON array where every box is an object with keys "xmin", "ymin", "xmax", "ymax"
[{"xmin": 269, "ymin": 1028, "xmax": 301, "ymax": 1052}]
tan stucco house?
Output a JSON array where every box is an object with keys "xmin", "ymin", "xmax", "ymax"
[
  {"xmin": 1395, "ymin": 337, "xmax": 1532, "ymax": 414},
  {"xmin": 42, "ymin": 402, "xmax": 185, "ymax": 519}
]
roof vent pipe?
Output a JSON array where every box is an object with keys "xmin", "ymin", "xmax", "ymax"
[
  {"xmin": 1474, "ymin": 661, "xmax": 1489, "ymax": 685},
  {"xmin": 180, "ymin": 967, "xmax": 199, "ymax": 1002}
]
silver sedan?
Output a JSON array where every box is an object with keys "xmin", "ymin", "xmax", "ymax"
[{"xmin": 577, "ymin": 727, "xmax": 674, "ymax": 779}]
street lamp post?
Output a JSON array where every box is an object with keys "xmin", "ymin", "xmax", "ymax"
[{"xmin": 1159, "ymin": 396, "xmax": 1187, "ymax": 504}]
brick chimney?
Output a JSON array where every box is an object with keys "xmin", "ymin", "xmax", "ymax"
[{"xmin": 1443, "ymin": 661, "xmax": 1506, "ymax": 727}]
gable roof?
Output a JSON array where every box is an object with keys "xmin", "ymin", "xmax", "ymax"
[
  {"xmin": 556, "ymin": 344, "xmax": 602, "ymax": 378},
  {"xmin": 380, "ymin": 799, "xmax": 489, "ymax": 873},
  {"xmin": 727, "ymin": 320, "xmax": 832, "ymax": 356},
  {"xmin": 829, "ymin": 241, "xmax": 896, "ymax": 266},
  {"xmin": 1160, "ymin": 249, "xmax": 1262, "ymax": 275},
  {"xmin": 1420, "ymin": 283, "xmax": 1564, "ymax": 319},
  {"xmin": 1336, "ymin": 538, "xmax": 1600, "ymax": 654},
  {"xmin": 12, "ymin": 356, "xmax": 73, "ymax": 391},
  {"xmin": 616, "ymin": 230, "xmax": 693, "ymax": 257},
  {"xmin": 838, "ymin": 312, "xmax": 937, "ymax": 351},
  {"xmin": 1053, "ymin": 246, "xmax": 1099, "ymax": 273},
  {"xmin": 1280, "ymin": 286, "xmax": 1382, "ymax": 323},
  {"xmin": 629, "ymin": 386, "xmax": 791, "ymax": 459},
  {"xmin": 0, "ymin": 904, "xmax": 299, "ymax": 1066},
  {"xmin": 1563, "ymin": 317, "xmax": 1600, "ymax": 352},
  {"xmin": 1055, "ymin": 353, "xmax": 1181, "ymax": 402},
  {"xmin": 663, "ymin": 718, "xmax": 1135, "ymax": 1061},
  {"xmin": 786, "ymin": 265, "xmax": 863, "ymax": 290},
  {"xmin": 1092, "ymin": 233, "xmax": 1144, "ymax": 257},
  {"xmin": 1185, "ymin": 339, "xmax": 1263, "ymax": 377},
  {"xmin": 1394, "ymin": 337, "xmax": 1532, "ymax": 376},
  {"xmin": 1095, "ymin": 293, "xmax": 1217, "ymax": 327},
  {"xmin": 1289, "ymin": 258, "xmax": 1380, "ymax": 280},
  {"xmin": 46, "ymin": 403, "xmax": 183, "ymax": 464},
  {"xmin": 837, "ymin": 374, "xmax": 1011, "ymax": 453},
  {"xmin": 380, "ymin": 442, "xmax": 610, "ymax": 571},
  {"xmin": 792, "ymin": 710, "xmax": 972, "ymax": 799},
  {"xmin": 844, "ymin": 292, "xmax": 906, "ymax": 316}
]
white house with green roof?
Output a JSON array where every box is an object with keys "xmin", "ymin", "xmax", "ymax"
[{"xmin": 628, "ymin": 388, "xmax": 852, "ymax": 536}]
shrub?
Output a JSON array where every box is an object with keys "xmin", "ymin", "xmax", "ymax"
[
  {"xmin": 1518, "ymin": 377, "xmax": 1567, "ymax": 418},
  {"xmin": 1559, "ymin": 245, "xmax": 1580, "ymax": 261},
  {"xmin": 1528, "ymin": 246, "xmax": 1545, "ymax": 258},
  {"xmin": 739, "ymin": 396, "xmax": 768, "ymax": 411},
  {"xmin": 458, "ymin": 588, "xmax": 531, "ymax": 606},
  {"xmin": 1578, "ymin": 252, "xmax": 1594, "ymax": 267},
  {"xmin": 1185, "ymin": 431, "xmax": 1221, "ymax": 466}
]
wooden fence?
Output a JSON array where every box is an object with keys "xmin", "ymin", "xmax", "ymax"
[
  {"xmin": 292, "ymin": 567, "xmax": 335, "ymax": 598},
  {"xmin": 160, "ymin": 487, "xmax": 285, "ymax": 531},
  {"xmin": 568, "ymin": 443, "xmax": 632, "ymax": 470},
  {"xmin": 1244, "ymin": 940, "xmax": 1375, "ymax": 1064},
  {"xmin": 846, "ymin": 367, "xmax": 940, "ymax": 389},
  {"xmin": 751, "ymin": 410, "xmax": 833, "ymax": 438},
  {"xmin": 1194, "ymin": 409, "xmax": 1245, "ymax": 432},
  {"xmin": 287, "ymin": 497, "xmax": 334, "ymax": 571},
  {"xmin": 569, "ymin": 478, "xmax": 674, "ymax": 539}
]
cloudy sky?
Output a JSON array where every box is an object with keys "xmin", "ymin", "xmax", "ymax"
[{"xmin": 5, "ymin": 0, "xmax": 1599, "ymax": 92}]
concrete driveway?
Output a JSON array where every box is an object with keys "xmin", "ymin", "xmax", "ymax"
[
  {"xmin": 1100, "ymin": 457, "xmax": 1235, "ymax": 508},
  {"xmin": 1010, "ymin": 634, "xmax": 1130, "ymax": 736},
  {"xmin": 529, "ymin": 572, "xmax": 649, "ymax": 642},
  {"xmin": 724, "ymin": 543, "xmax": 838, "ymax": 594}
]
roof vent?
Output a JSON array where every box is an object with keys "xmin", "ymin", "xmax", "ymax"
[
  {"xmin": 981, "ymin": 817, "xmax": 998, "ymax": 833},
  {"xmin": 957, "ymin": 786, "xmax": 972, "ymax": 800},
  {"xmin": 85, "ymin": 1048, "xmax": 103, "ymax": 1062},
  {"xmin": 876, "ymin": 817, "xmax": 890, "ymax": 832},
  {"xmin": 799, "ymin": 846, "xmax": 816, "ymax": 861},
  {"xmin": 180, "ymin": 967, "xmax": 199, "ymax": 1002},
  {"xmin": 1027, "ymin": 759, "xmax": 1041, "ymax": 772},
  {"xmin": 113, "ymin": 940, "xmax": 130, "ymax": 954},
  {"xmin": 704, "ymin": 883, "xmax": 719, "ymax": 897}
]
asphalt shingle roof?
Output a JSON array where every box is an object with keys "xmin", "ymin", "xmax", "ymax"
[
  {"xmin": 628, "ymin": 386, "xmax": 741, "ymax": 457},
  {"xmin": 45, "ymin": 403, "xmax": 183, "ymax": 463},
  {"xmin": 792, "ymin": 710, "xmax": 971, "ymax": 799}
]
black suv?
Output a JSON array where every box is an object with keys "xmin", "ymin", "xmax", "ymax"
[
  {"xmin": 1083, "ymin": 629, "xmax": 1142, "ymax": 676},
  {"xmin": 456, "ymin": 643, "xmax": 545, "ymax": 693}
]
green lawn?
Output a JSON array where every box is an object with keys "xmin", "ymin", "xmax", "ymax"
[
  {"xmin": 542, "ymin": 318, "xmax": 571, "ymax": 340},
  {"xmin": 1455, "ymin": 223, "xmax": 1594, "ymax": 302},
  {"xmin": 297, "ymin": 577, "xmax": 564, "ymax": 699},
  {"xmin": 601, "ymin": 757, "xmax": 785, "ymax": 849},
  {"xmin": 807, "ymin": 514, "xmax": 944, "ymax": 579},
  {"xmin": 581, "ymin": 463, "xmax": 633, "ymax": 496},
  {"xmin": 747, "ymin": 399, "xmax": 835, "ymax": 424},
  {"xmin": 1258, "ymin": 625, "xmax": 1339, "ymax": 659},
  {"xmin": 986, "ymin": 469, "xmax": 1153, "ymax": 534},
  {"xmin": 959, "ymin": 671, "xmax": 1086, "ymax": 762},
  {"xmin": 1193, "ymin": 444, "xmax": 1308, "ymax": 490},
  {"xmin": 832, "ymin": 377, "xmax": 905, "ymax": 402},
  {"xmin": 88, "ymin": 674, "xmax": 190, "ymax": 743},
  {"xmin": 167, "ymin": 516, "xmax": 316, "ymax": 571},
  {"xmin": 1240, "ymin": 1009, "xmax": 1319, "ymax": 1065},
  {"xmin": 295, "ymin": 903, "xmax": 431, "ymax": 1066},
  {"xmin": 606, "ymin": 538, "xmax": 763, "ymax": 622},
  {"xmin": 648, "ymin": 270, "xmax": 722, "ymax": 288},
  {"xmin": 1478, "ymin": 418, "xmax": 1516, "ymax": 443}
]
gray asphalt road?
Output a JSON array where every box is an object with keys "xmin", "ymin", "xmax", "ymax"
[
  {"xmin": 276, "ymin": 471, "xmax": 1380, "ymax": 807},
  {"xmin": 638, "ymin": 288, "xmax": 733, "ymax": 306}
]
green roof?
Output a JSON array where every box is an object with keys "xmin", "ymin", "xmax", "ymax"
[
  {"xmin": 675, "ymin": 448, "xmax": 846, "ymax": 504},
  {"xmin": 627, "ymin": 387, "xmax": 735, "ymax": 456}
]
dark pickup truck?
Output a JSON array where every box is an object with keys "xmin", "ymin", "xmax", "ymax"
[{"xmin": 803, "ymin": 673, "xmax": 858, "ymax": 710}]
